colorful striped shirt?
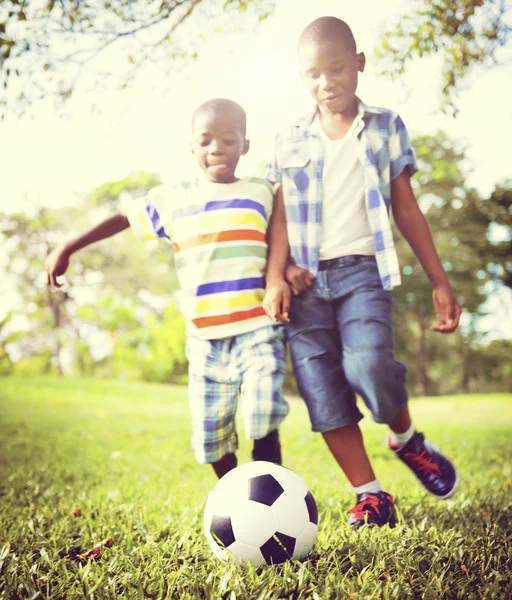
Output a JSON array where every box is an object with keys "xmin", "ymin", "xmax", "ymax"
[
  {"xmin": 264, "ymin": 98, "xmax": 418, "ymax": 290},
  {"xmin": 124, "ymin": 177, "xmax": 276, "ymax": 340}
]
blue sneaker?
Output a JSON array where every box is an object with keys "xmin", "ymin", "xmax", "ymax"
[
  {"xmin": 347, "ymin": 491, "xmax": 396, "ymax": 528},
  {"xmin": 390, "ymin": 432, "xmax": 460, "ymax": 499}
]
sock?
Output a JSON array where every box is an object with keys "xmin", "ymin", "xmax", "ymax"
[
  {"xmin": 389, "ymin": 422, "xmax": 416, "ymax": 448},
  {"xmin": 353, "ymin": 479, "xmax": 382, "ymax": 495}
]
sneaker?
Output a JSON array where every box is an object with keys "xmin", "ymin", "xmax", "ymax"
[
  {"xmin": 347, "ymin": 491, "xmax": 396, "ymax": 528},
  {"xmin": 252, "ymin": 429, "xmax": 282, "ymax": 464},
  {"xmin": 390, "ymin": 432, "xmax": 460, "ymax": 500}
]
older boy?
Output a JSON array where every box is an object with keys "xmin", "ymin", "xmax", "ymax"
[
  {"xmin": 46, "ymin": 98, "xmax": 291, "ymax": 479},
  {"xmin": 263, "ymin": 17, "xmax": 461, "ymax": 527}
]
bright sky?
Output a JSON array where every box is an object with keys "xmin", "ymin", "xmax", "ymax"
[{"xmin": 0, "ymin": 0, "xmax": 511, "ymax": 337}]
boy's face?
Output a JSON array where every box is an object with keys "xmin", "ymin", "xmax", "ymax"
[
  {"xmin": 299, "ymin": 38, "xmax": 365, "ymax": 116},
  {"xmin": 191, "ymin": 109, "xmax": 249, "ymax": 183}
]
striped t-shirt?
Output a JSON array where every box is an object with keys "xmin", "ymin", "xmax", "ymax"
[{"xmin": 124, "ymin": 177, "xmax": 276, "ymax": 340}]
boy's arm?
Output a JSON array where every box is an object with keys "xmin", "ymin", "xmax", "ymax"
[
  {"xmin": 263, "ymin": 185, "xmax": 291, "ymax": 323},
  {"xmin": 46, "ymin": 213, "xmax": 129, "ymax": 287},
  {"xmin": 263, "ymin": 134, "xmax": 314, "ymax": 296},
  {"xmin": 391, "ymin": 171, "xmax": 461, "ymax": 333}
]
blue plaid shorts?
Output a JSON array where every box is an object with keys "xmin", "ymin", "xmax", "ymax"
[{"xmin": 185, "ymin": 324, "xmax": 289, "ymax": 464}]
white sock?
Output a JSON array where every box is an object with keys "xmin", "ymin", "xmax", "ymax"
[
  {"xmin": 389, "ymin": 422, "xmax": 416, "ymax": 448},
  {"xmin": 353, "ymin": 479, "xmax": 382, "ymax": 495}
]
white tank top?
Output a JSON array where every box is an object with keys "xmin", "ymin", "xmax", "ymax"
[{"xmin": 319, "ymin": 116, "xmax": 374, "ymax": 260}]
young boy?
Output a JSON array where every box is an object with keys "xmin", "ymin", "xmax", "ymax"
[
  {"xmin": 263, "ymin": 17, "xmax": 461, "ymax": 527},
  {"xmin": 45, "ymin": 98, "xmax": 291, "ymax": 479}
]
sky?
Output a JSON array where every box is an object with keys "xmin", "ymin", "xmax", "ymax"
[{"xmin": 0, "ymin": 0, "xmax": 511, "ymax": 338}]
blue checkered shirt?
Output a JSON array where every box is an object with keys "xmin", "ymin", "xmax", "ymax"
[{"xmin": 264, "ymin": 98, "xmax": 418, "ymax": 290}]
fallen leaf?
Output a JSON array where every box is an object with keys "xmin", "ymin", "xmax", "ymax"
[{"xmin": 73, "ymin": 538, "xmax": 114, "ymax": 563}]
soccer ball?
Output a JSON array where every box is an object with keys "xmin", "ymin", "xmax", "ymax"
[{"xmin": 203, "ymin": 461, "xmax": 318, "ymax": 566}]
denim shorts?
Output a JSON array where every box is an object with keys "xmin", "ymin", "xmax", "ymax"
[{"xmin": 287, "ymin": 255, "xmax": 407, "ymax": 432}]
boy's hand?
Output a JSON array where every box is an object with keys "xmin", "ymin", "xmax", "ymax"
[
  {"xmin": 263, "ymin": 281, "xmax": 291, "ymax": 323},
  {"xmin": 432, "ymin": 285, "xmax": 461, "ymax": 333},
  {"xmin": 285, "ymin": 264, "xmax": 314, "ymax": 296},
  {"xmin": 45, "ymin": 245, "xmax": 70, "ymax": 287}
]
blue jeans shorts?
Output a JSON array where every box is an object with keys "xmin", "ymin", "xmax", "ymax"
[
  {"xmin": 185, "ymin": 324, "xmax": 289, "ymax": 464},
  {"xmin": 287, "ymin": 255, "xmax": 408, "ymax": 432}
]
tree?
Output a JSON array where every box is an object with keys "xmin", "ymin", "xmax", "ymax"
[
  {"xmin": 393, "ymin": 131, "xmax": 492, "ymax": 395},
  {"xmin": 0, "ymin": 0, "xmax": 275, "ymax": 118},
  {"xmin": 468, "ymin": 180, "xmax": 512, "ymax": 289},
  {"xmin": 75, "ymin": 284, "xmax": 187, "ymax": 382},
  {"xmin": 0, "ymin": 171, "xmax": 170, "ymax": 375},
  {"xmin": 470, "ymin": 338, "xmax": 512, "ymax": 391},
  {"xmin": 376, "ymin": 0, "xmax": 511, "ymax": 115},
  {"xmin": 1, "ymin": 204, "xmax": 75, "ymax": 375}
]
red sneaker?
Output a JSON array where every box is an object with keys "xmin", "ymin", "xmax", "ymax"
[{"xmin": 347, "ymin": 491, "xmax": 396, "ymax": 528}]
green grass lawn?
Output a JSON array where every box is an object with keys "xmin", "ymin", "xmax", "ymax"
[{"xmin": 0, "ymin": 376, "xmax": 510, "ymax": 599}]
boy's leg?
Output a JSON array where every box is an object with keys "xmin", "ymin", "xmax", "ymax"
[
  {"xmin": 388, "ymin": 405, "xmax": 460, "ymax": 499},
  {"xmin": 186, "ymin": 337, "xmax": 240, "ymax": 479},
  {"xmin": 322, "ymin": 424, "xmax": 375, "ymax": 487},
  {"xmin": 287, "ymin": 288, "xmax": 364, "ymax": 436},
  {"xmin": 211, "ymin": 453, "xmax": 237, "ymax": 479},
  {"xmin": 335, "ymin": 261, "xmax": 459, "ymax": 499},
  {"xmin": 336, "ymin": 281, "xmax": 409, "ymax": 427},
  {"xmin": 237, "ymin": 325, "xmax": 289, "ymax": 465},
  {"xmin": 388, "ymin": 405, "xmax": 413, "ymax": 435},
  {"xmin": 287, "ymin": 286, "xmax": 395, "ymax": 526},
  {"xmin": 322, "ymin": 425, "xmax": 395, "ymax": 527},
  {"xmin": 252, "ymin": 429, "xmax": 281, "ymax": 464}
]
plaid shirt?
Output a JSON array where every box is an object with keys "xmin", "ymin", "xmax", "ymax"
[{"xmin": 264, "ymin": 98, "xmax": 418, "ymax": 290}]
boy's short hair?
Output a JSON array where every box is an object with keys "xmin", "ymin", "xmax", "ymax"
[
  {"xmin": 192, "ymin": 98, "xmax": 247, "ymax": 137},
  {"xmin": 298, "ymin": 16, "xmax": 357, "ymax": 54}
]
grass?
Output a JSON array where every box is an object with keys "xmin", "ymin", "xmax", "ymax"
[{"xmin": 0, "ymin": 376, "xmax": 511, "ymax": 599}]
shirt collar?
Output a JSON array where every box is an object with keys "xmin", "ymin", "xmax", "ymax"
[{"xmin": 294, "ymin": 97, "xmax": 383, "ymax": 131}]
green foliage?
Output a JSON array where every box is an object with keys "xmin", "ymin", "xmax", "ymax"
[
  {"xmin": 282, "ymin": 348, "xmax": 299, "ymax": 395},
  {"xmin": 0, "ymin": 376, "xmax": 511, "ymax": 598},
  {"xmin": 0, "ymin": 204, "xmax": 78, "ymax": 374},
  {"xmin": 392, "ymin": 131, "xmax": 511, "ymax": 395},
  {"xmin": 376, "ymin": 0, "xmax": 511, "ymax": 114},
  {"xmin": 463, "ymin": 338, "xmax": 512, "ymax": 392},
  {"xmin": 0, "ymin": 311, "xmax": 15, "ymax": 375},
  {"xmin": 108, "ymin": 302, "xmax": 188, "ymax": 383},
  {"xmin": 88, "ymin": 172, "xmax": 163, "ymax": 207},
  {"xmin": 0, "ymin": 170, "xmax": 180, "ymax": 377},
  {"xmin": 467, "ymin": 180, "xmax": 512, "ymax": 289},
  {"xmin": 75, "ymin": 284, "xmax": 187, "ymax": 382},
  {"xmin": 80, "ymin": 286, "xmax": 140, "ymax": 332},
  {"xmin": 396, "ymin": 132, "xmax": 489, "ymax": 319},
  {"xmin": 12, "ymin": 352, "xmax": 53, "ymax": 376},
  {"xmin": 0, "ymin": 0, "xmax": 276, "ymax": 118},
  {"xmin": 139, "ymin": 304, "xmax": 188, "ymax": 383}
]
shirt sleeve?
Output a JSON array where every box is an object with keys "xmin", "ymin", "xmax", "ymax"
[
  {"xmin": 121, "ymin": 184, "xmax": 172, "ymax": 241},
  {"xmin": 388, "ymin": 114, "xmax": 418, "ymax": 181},
  {"xmin": 262, "ymin": 132, "xmax": 282, "ymax": 184},
  {"xmin": 264, "ymin": 180, "xmax": 279, "ymax": 221}
]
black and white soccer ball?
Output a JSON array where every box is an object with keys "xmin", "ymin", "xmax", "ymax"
[{"xmin": 203, "ymin": 461, "xmax": 318, "ymax": 566}]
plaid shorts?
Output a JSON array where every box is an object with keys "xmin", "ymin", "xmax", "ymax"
[{"xmin": 185, "ymin": 324, "xmax": 289, "ymax": 464}]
